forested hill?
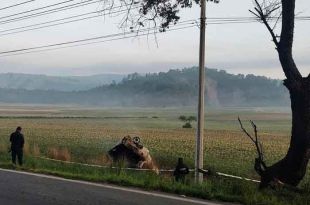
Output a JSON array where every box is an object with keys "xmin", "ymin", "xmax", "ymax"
[
  {"xmin": 86, "ymin": 67, "xmax": 289, "ymax": 106},
  {"xmin": 0, "ymin": 73, "xmax": 124, "ymax": 91},
  {"xmin": 0, "ymin": 68, "xmax": 289, "ymax": 107}
]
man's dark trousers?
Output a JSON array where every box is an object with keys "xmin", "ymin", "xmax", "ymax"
[{"xmin": 11, "ymin": 148, "xmax": 23, "ymax": 165}]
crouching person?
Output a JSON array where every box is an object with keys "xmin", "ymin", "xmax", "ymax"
[
  {"xmin": 173, "ymin": 158, "xmax": 189, "ymax": 183},
  {"xmin": 10, "ymin": 127, "xmax": 25, "ymax": 166}
]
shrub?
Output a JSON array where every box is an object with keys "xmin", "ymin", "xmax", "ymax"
[{"xmin": 182, "ymin": 122, "xmax": 192, "ymax": 128}]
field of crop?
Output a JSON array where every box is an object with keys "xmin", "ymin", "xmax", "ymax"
[{"xmin": 0, "ymin": 105, "xmax": 309, "ymax": 205}]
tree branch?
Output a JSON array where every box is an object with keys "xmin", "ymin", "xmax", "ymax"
[
  {"xmin": 250, "ymin": 0, "xmax": 303, "ymax": 83},
  {"xmin": 250, "ymin": 0, "xmax": 280, "ymax": 48},
  {"xmin": 238, "ymin": 117, "xmax": 267, "ymax": 175}
]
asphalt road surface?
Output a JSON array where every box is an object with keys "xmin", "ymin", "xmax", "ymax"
[{"xmin": 0, "ymin": 168, "xmax": 225, "ymax": 205}]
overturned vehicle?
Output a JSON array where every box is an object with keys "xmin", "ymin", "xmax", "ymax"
[{"xmin": 108, "ymin": 135, "xmax": 159, "ymax": 174}]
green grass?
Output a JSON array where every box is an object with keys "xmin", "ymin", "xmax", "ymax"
[
  {"xmin": 0, "ymin": 154, "xmax": 309, "ymax": 205},
  {"xmin": 0, "ymin": 105, "xmax": 309, "ymax": 205}
]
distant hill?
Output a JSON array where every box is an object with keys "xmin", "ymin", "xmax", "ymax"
[
  {"xmin": 86, "ymin": 67, "xmax": 289, "ymax": 107},
  {"xmin": 0, "ymin": 73, "xmax": 125, "ymax": 91},
  {"xmin": 0, "ymin": 68, "xmax": 290, "ymax": 107}
]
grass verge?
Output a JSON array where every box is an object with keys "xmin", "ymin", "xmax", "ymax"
[{"xmin": 0, "ymin": 154, "xmax": 309, "ymax": 205}]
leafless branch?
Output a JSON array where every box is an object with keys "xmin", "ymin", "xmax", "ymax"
[
  {"xmin": 249, "ymin": 0, "xmax": 281, "ymax": 48},
  {"xmin": 238, "ymin": 117, "xmax": 267, "ymax": 175}
]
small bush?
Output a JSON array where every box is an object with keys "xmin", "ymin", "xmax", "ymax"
[{"xmin": 183, "ymin": 122, "xmax": 192, "ymax": 128}]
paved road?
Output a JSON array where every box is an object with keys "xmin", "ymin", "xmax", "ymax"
[{"xmin": 0, "ymin": 169, "xmax": 224, "ymax": 205}]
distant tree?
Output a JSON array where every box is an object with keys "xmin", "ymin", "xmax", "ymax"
[
  {"xmin": 244, "ymin": 0, "xmax": 310, "ymax": 188},
  {"xmin": 187, "ymin": 116, "xmax": 197, "ymax": 122},
  {"xmin": 179, "ymin": 115, "xmax": 187, "ymax": 121},
  {"xmin": 179, "ymin": 115, "xmax": 197, "ymax": 128}
]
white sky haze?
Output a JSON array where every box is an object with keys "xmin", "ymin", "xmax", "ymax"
[{"xmin": 0, "ymin": 0, "xmax": 309, "ymax": 78}]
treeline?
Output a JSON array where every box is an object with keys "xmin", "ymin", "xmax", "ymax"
[
  {"xmin": 0, "ymin": 67, "xmax": 289, "ymax": 107},
  {"xmin": 0, "ymin": 73, "xmax": 124, "ymax": 91}
]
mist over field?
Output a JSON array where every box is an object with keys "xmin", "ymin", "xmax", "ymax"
[{"xmin": 0, "ymin": 67, "xmax": 289, "ymax": 107}]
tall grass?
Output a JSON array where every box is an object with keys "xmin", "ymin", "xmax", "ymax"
[
  {"xmin": 32, "ymin": 144, "xmax": 40, "ymax": 156},
  {"xmin": 47, "ymin": 147, "xmax": 71, "ymax": 161}
]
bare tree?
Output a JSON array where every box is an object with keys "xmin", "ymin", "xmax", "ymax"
[
  {"xmin": 238, "ymin": 118, "xmax": 268, "ymax": 180},
  {"xmin": 247, "ymin": 0, "xmax": 310, "ymax": 188}
]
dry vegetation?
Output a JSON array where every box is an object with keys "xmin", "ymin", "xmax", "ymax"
[{"xmin": 0, "ymin": 106, "xmax": 309, "ymax": 205}]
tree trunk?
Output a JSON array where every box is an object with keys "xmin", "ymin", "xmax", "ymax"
[
  {"xmin": 260, "ymin": 76, "xmax": 310, "ymax": 188},
  {"xmin": 250, "ymin": 0, "xmax": 309, "ymax": 188}
]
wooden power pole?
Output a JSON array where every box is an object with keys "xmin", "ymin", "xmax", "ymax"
[{"xmin": 195, "ymin": 0, "xmax": 206, "ymax": 183}]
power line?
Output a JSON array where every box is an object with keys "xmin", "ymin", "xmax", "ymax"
[
  {"xmin": 0, "ymin": 0, "xmax": 74, "ymax": 20},
  {"xmin": 0, "ymin": 9, "xmax": 308, "ymax": 56},
  {"xmin": 207, "ymin": 16, "xmax": 310, "ymax": 20},
  {"xmin": 0, "ymin": 0, "xmax": 104, "ymax": 25},
  {"xmin": 0, "ymin": 8, "xmax": 108, "ymax": 33},
  {"xmin": 0, "ymin": 25, "xmax": 197, "ymax": 58},
  {"xmin": 0, "ymin": 17, "xmax": 309, "ymax": 54},
  {"xmin": 0, "ymin": 0, "xmax": 308, "ymax": 30},
  {"xmin": 0, "ymin": 15, "xmax": 309, "ymax": 57},
  {"xmin": 0, "ymin": 20, "xmax": 195, "ymax": 55},
  {"xmin": 1, "ymin": 0, "xmax": 309, "ymax": 27},
  {"xmin": 0, "ymin": 0, "xmax": 35, "ymax": 11},
  {"xmin": 0, "ymin": 21, "xmax": 197, "ymax": 57},
  {"xmin": 205, "ymin": 16, "xmax": 310, "ymax": 25},
  {"xmin": 0, "ymin": 0, "xmax": 98, "ymax": 25},
  {"xmin": 0, "ymin": 6, "xmax": 139, "ymax": 37},
  {"xmin": 0, "ymin": 16, "xmax": 245, "ymax": 34},
  {"xmin": 0, "ymin": 8, "xmax": 308, "ymax": 37}
]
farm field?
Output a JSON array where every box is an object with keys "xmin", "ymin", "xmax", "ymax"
[
  {"xmin": 0, "ymin": 105, "xmax": 305, "ymax": 177},
  {"xmin": 0, "ymin": 104, "xmax": 309, "ymax": 205}
]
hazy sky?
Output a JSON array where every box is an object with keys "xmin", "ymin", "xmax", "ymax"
[{"xmin": 0, "ymin": 0, "xmax": 309, "ymax": 78}]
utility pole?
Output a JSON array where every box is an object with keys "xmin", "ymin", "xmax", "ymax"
[{"xmin": 195, "ymin": 0, "xmax": 206, "ymax": 184}]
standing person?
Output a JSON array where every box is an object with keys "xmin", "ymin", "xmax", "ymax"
[{"xmin": 9, "ymin": 127, "xmax": 24, "ymax": 166}]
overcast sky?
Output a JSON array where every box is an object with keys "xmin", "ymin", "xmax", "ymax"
[{"xmin": 0, "ymin": 0, "xmax": 309, "ymax": 78}]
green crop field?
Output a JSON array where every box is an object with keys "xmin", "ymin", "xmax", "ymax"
[{"xmin": 0, "ymin": 105, "xmax": 308, "ymax": 205}]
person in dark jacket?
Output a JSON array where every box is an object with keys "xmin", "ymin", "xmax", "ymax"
[
  {"xmin": 173, "ymin": 157, "xmax": 189, "ymax": 183},
  {"xmin": 9, "ymin": 127, "xmax": 25, "ymax": 166}
]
